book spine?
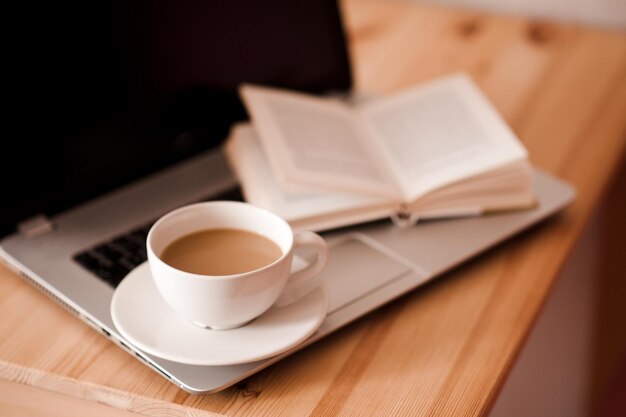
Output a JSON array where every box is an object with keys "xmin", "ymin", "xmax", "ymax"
[{"xmin": 390, "ymin": 206, "xmax": 484, "ymax": 227}]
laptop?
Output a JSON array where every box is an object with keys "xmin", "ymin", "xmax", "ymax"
[{"xmin": 1, "ymin": 0, "xmax": 574, "ymax": 394}]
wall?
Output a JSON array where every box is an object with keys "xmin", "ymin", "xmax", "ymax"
[
  {"xmin": 418, "ymin": 0, "xmax": 626, "ymax": 28},
  {"xmin": 488, "ymin": 164, "xmax": 626, "ymax": 417}
]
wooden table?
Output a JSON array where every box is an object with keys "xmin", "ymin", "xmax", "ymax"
[{"xmin": 2, "ymin": 0, "xmax": 625, "ymax": 415}]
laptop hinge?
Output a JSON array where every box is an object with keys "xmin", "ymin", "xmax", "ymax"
[{"xmin": 17, "ymin": 214, "xmax": 55, "ymax": 238}]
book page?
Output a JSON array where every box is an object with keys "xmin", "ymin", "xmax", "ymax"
[
  {"xmin": 359, "ymin": 74, "xmax": 528, "ymax": 201},
  {"xmin": 407, "ymin": 160, "xmax": 535, "ymax": 217},
  {"xmin": 240, "ymin": 85, "xmax": 400, "ymax": 198},
  {"xmin": 224, "ymin": 124, "xmax": 398, "ymax": 231}
]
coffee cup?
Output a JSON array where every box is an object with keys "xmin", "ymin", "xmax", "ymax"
[{"xmin": 146, "ymin": 201, "xmax": 328, "ymax": 330}]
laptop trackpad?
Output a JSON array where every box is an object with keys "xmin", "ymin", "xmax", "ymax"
[{"xmin": 321, "ymin": 234, "xmax": 413, "ymax": 312}]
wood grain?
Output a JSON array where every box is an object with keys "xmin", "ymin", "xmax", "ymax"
[
  {"xmin": 1, "ymin": 0, "xmax": 625, "ymax": 415},
  {"xmin": 0, "ymin": 378, "xmax": 142, "ymax": 417}
]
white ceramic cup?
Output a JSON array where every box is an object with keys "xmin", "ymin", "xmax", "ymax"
[{"xmin": 146, "ymin": 201, "xmax": 328, "ymax": 330}]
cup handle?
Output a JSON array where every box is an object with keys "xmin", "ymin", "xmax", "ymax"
[{"xmin": 274, "ymin": 231, "xmax": 329, "ymax": 307}]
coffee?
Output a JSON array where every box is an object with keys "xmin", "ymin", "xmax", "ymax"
[{"xmin": 160, "ymin": 228, "xmax": 283, "ymax": 275}]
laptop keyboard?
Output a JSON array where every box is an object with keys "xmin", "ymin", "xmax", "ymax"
[{"xmin": 73, "ymin": 187, "xmax": 243, "ymax": 288}]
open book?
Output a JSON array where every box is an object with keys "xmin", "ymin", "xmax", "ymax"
[{"xmin": 225, "ymin": 74, "xmax": 535, "ymax": 231}]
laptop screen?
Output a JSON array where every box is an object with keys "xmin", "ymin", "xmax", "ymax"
[{"xmin": 3, "ymin": 0, "xmax": 352, "ymax": 237}]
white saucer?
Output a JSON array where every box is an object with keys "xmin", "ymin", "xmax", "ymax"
[{"xmin": 111, "ymin": 262, "xmax": 328, "ymax": 366}]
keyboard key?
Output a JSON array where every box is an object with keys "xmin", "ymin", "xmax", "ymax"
[
  {"xmin": 94, "ymin": 264, "xmax": 131, "ymax": 287},
  {"xmin": 74, "ymin": 252, "xmax": 103, "ymax": 271},
  {"xmin": 94, "ymin": 244, "xmax": 123, "ymax": 263},
  {"xmin": 121, "ymin": 253, "xmax": 146, "ymax": 268},
  {"xmin": 111, "ymin": 237, "xmax": 140, "ymax": 253}
]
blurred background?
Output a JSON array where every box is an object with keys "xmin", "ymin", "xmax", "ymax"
[
  {"xmin": 405, "ymin": 2, "xmax": 624, "ymax": 416},
  {"xmin": 419, "ymin": 0, "xmax": 626, "ymax": 28}
]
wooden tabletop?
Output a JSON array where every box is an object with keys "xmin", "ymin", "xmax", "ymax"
[{"xmin": 1, "ymin": 0, "xmax": 625, "ymax": 416}]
